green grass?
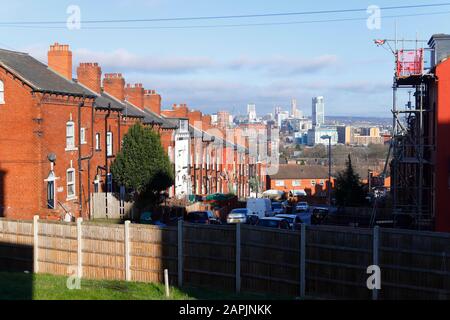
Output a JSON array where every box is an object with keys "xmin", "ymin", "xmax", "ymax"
[{"xmin": 0, "ymin": 272, "xmax": 288, "ymax": 300}]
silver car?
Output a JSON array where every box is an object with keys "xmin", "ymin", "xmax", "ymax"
[{"xmin": 227, "ymin": 208, "xmax": 249, "ymax": 224}]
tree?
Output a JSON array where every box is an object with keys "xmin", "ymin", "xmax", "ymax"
[
  {"xmin": 249, "ymin": 177, "xmax": 261, "ymax": 196},
  {"xmin": 111, "ymin": 123, "xmax": 174, "ymax": 203},
  {"xmin": 334, "ymin": 154, "xmax": 367, "ymax": 207}
]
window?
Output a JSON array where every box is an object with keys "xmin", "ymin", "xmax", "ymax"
[
  {"xmin": 66, "ymin": 168, "xmax": 76, "ymax": 199},
  {"xmin": 66, "ymin": 121, "xmax": 75, "ymax": 149},
  {"xmin": 107, "ymin": 132, "xmax": 113, "ymax": 156},
  {"xmin": 179, "ymin": 119, "xmax": 189, "ymax": 133},
  {"xmin": 275, "ymin": 180, "xmax": 285, "ymax": 187},
  {"xmin": 292, "ymin": 180, "xmax": 301, "ymax": 187},
  {"xmin": 47, "ymin": 181, "xmax": 55, "ymax": 209},
  {"xmin": 107, "ymin": 174, "xmax": 113, "ymax": 193},
  {"xmin": 95, "ymin": 133, "xmax": 101, "ymax": 151},
  {"xmin": 45, "ymin": 169, "xmax": 57, "ymax": 209},
  {"xmin": 80, "ymin": 128, "xmax": 86, "ymax": 144},
  {"xmin": 0, "ymin": 80, "xmax": 4, "ymax": 104},
  {"xmin": 319, "ymin": 180, "xmax": 325, "ymax": 186},
  {"xmin": 93, "ymin": 179, "xmax": 99, "ymax": 193},
  {"xmin": 311, "ymin": 180, "xmax": 317, "ymax": 186}
]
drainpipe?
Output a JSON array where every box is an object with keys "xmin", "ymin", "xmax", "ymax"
[
  {"xmin": 77, "ymin": 99, "xmax": 85, "ymax": 218},
  {"xmin": 81, "ymin": 100, "xmax": 96, "ymax": 220},
  {"xmin": 105, "ymin": 104, "xmax": 112, "ymax": 219},
  {"xmin": 118, "ymin": 112, "xmax": 122, "ymax": 152}
]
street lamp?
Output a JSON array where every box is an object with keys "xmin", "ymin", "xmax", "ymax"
[{"xmin": 321, "ymin": 135, "xmax": 332, "ymax": 209}]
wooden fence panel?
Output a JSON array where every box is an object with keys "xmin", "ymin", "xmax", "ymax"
[
  {"xmin": 380, "ymin": 228, "xmax": 450, "ymax": 300},
  {"xmin": 130, "ymin": 224, "xmax": 178, "ymax": 284},
  {"xmin": 0, "ymin": 218, "xmax": 449, "ymax": 300},
  {"xmin": 38, "ymin": 222, "xmax": 77, "ymax": 276},
  {"xmin": 241, "ymin": 225, "xmax": 301, "ymax": 297},
  {"xmin": 305, "ymin": 225, "xmax": 373, "ymax": 300},
  {"xmin": 183, "ymin": 224, "xmax": 236, "ymax": 292},
  {"xmin": 82, "ymin": 224, "xmax": 125, "ymax": 281},
  {"xmin": 0, "ymin": 220, "xmax": 33, "ymax": 272}
]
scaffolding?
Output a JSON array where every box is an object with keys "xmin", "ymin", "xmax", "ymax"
[{"xmin": 376, "ymin": 38, "xmax": 436, "ymax": 229}]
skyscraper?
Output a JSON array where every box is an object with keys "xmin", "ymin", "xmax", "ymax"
[
  {"xmin": 312, "ymin": 96, "xmax": 325, "ymax": 127},
  {"xmin": 247, "ymin": 103, "xmax": 257, "ymax": 123},
  {"xmin": 291, "ymin": 98, "xmax": 303, "ymax": 119}
]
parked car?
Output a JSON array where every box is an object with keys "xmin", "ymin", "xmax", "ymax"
[
  {"xmin": 256, "ymin": 217, "xmax": 290, "ymax": 230},
  {"xmin": 227, "ymin": 208, "xmax": 249, "ymax": 224},
  {"xmin": 186, "ymin": 211, "xmax": 222, "ymax": 225},
  {"xmin": 296, "ymin": 202, "xmax": 309, "ymax": 212},
  {"xmin": 271, "ymin": 201, "xmax": 287, "ymax": 215},
  {"xmin": 247, "ymin": 198, "xmax": 273, "ymax": 224},
  {"xmin": 139, "ymin": 212, "xmax": 167, "ymax": 227},
  {"xmin": 296, "ymin": 210, "xmax": 312, "ymax": 226},
  {"xmin": 311, "ymin": 207, "xmax": 330, "ymax": 225},
  {"xmin": 275, "ymin": 214, "xmax": 303, "ymax": 230}
]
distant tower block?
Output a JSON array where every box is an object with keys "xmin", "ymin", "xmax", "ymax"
[
  {"xmin": 248, "ymin": 103, "xmax": 257, "ymax": 123},
  {"xmin": 312, "ymin": 96, "xmax": 325, "ymax": 127}
]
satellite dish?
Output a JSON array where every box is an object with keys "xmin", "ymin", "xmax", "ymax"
[{"xmin": 47, "ymin": 153, "xmax": 57, "ymax": 163}]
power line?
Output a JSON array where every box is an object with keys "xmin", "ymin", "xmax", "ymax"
[
  {"xmin": 0, "ymin": 3, "xmax": 449, "ymax": 25},
  {"xmin": 0, "ymin": 10, "xmax": 448, "ymax": 30}
]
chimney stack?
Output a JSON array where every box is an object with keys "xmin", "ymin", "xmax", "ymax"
[
  {"xmin": 103, "ymin": 73, "xmax": 125, "ymax": 101},
  {"xmin": 48, "ymin": 43, "xmax": 73, "ymax": 80},
  {"xmin": 125, "ymin": 83, "xmax": 145, "ymax": 109},
  {"xmin": 77, "ymin": 63, "xmax": 102, "ymax": 93},
  {"xmin": 144, "ymin": 89, "xmax": 162, "ymax": 114}
]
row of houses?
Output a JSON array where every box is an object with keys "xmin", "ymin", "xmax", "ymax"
[{"xmin": 0, "ymin": 43, "xmax": 267, "ymax": 221}]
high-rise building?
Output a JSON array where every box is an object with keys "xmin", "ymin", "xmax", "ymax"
[
  {"xmin": 247, "ymin": 103, "xmax": 257, "ymax": 123},
  {"xmin": 307, "ymin": 126, "xmax": 338, "ymax": 146},
  {"xmin": 312, "ymin": 96, "xmax": 325, "ymax": 127},
  {"xmin": 337, "ymin": 126, "xmax": 353, "ymax": 145},
  {"xmin": 277, "ymin": 111, "xmax": 289, "ymax": 128},
  {"xmin": 291, "ymin": 99, "xmax": 303, "ymax": 119}
]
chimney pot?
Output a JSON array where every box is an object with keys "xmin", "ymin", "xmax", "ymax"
[
  {"xmin": 103, "ymin": 73, "xmax": 125, "ymax": 101},
  {"xmin": 48, "ymin": 42, "xmax": 73, "ymax": 80}
]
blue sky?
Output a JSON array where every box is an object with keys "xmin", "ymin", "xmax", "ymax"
[{"xmin": 0, "ymin": 0, "xmax": 449, "ymax": 117}]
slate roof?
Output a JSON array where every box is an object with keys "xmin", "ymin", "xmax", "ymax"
[
  {"xmin": 143, "ymin": 109, "xmax": 178, "ymax": 129},
  {"xmin": 0, "ymin": 48, "xmax": 94, "ymax": 97},
  {"xmin": 94, "ymin": 93, "xmax": 124, "ymax": 112},
  {"xmin": 269, "ymin": 165, "xmax": 330, "ymax": 180}
]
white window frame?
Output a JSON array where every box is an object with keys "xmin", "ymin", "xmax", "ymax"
[
  {"xmin": 179, "ymin": 119, "xmax": 189, "ymax": 133},
  {"xmin": 311, "ymin": 180, "xmax": 317, "ymax": 186},
  {"xmin": 275, "ymin": 180, "xmax": 285, "ymax": 187},
  {"xmin": 66, "ymin": 168, "xmax": 76, "ymax": 200},
  {"xmin": 292, "ymin": 180, "xmax": 301, "ymax": 187},
  {"xmin": 0, "ymin": 80, "xmax": 4, "ymax": 104},
  {"xmin": 107, "ymin": 132, "xmax": 113, "ymax": 157},
  {"xmin": 95, "ymin": 133, "xmax": 101, "ymax": 151},
  {"xmin": 66, "ymin": 121, "xmax": 77, "ymax": 151},
  {"xmin": 80, "ymin": 128, "xmax": 87, "ymax": 145}
]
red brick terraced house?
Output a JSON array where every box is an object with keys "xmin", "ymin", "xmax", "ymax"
[
  {"xmin": 0, "ymin": 42, "xmax": 258, "ymax": 221},
  {"xmin": 0, "ymin": 45, "xmax": 96, "ymax": 220},
  {"xmin": 267, "ymin": 164, "xmax": 335, "ymax": 198}
]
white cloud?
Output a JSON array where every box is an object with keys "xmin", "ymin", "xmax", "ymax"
[
  {"xmin": 74, "ymin": 48, "xmax": 217, "ymax": 74},
  {"xmin": 229, "ymin": 54, "xmax": 339, "ymax": 75}
]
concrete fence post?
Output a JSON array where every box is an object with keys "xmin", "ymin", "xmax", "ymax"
[
  {"xmin": 33, "ymin": 215, "xmax": 39, "ymax": 274},
  {"xmin": 300, "ymin": 224, "xmax": 306, "ymax": 299},
  {"xmin": 124, "ymin": 220, "xmax": 131, "ymax": 281},
  {"xmin": 373, "ymin": 226, "xmax": 380, "ymax": 300},
  {"xmin": 236, "ymin": 223, "xmax": 241, "ymax": 294},
  {"xmin": 178, "ymin": 219, "xmax": 183, "ymax": 288},
  {"xmin": 77, "ymin": 218, "xmax": 83, "ymax": 279},
  {"xmin": 164, "ymin": 269, "xmax": 170, "ymax": 298}
]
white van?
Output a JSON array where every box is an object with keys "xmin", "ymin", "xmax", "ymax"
[{"xmin": 246, "ymin": 198, "xmax": 273, "ymax": 223}]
